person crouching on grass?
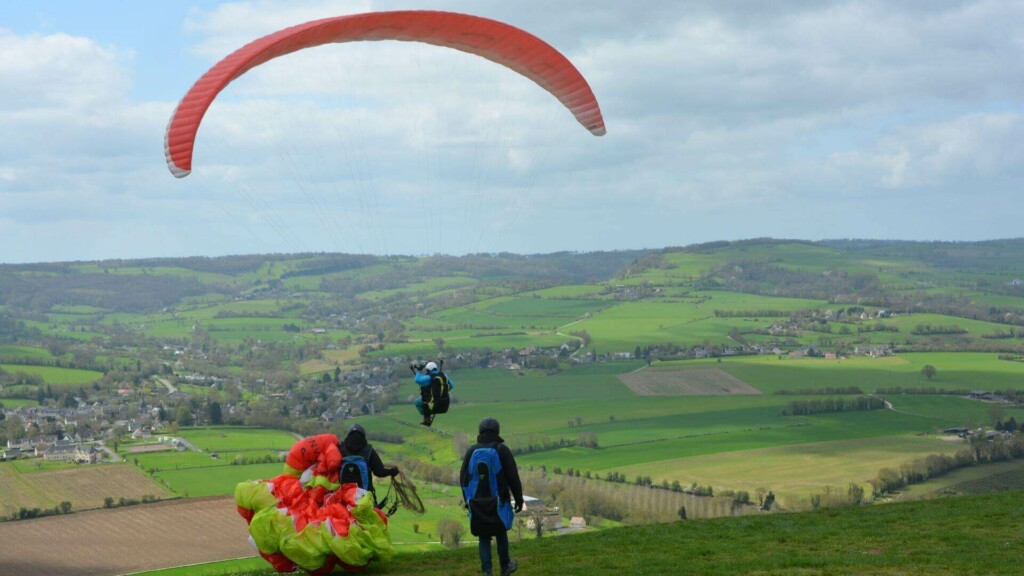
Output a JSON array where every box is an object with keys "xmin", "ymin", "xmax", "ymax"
[{"xmin": 460, "ymin": 417, "xmax": 522, "ymax": 576}]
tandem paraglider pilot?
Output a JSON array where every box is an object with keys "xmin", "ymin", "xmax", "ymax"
[
  {"xmin": 410, "ymin": 360, "xmax": 453, "ymax": 427},
  {"xmin": 461, "ymin": 417, "xmax": 523, "ymax": 576}
]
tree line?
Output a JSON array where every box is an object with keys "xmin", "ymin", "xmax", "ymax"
[
  {"xmin": 869, "ymin": 433, "xmax": 1024, "ymax": 496},
  {"xmin": 782, "ymin": 396, "xmax": 885, "ymax": 416},
  {"xmin": 773, "ymin": 386, "xmax": 865, "ymax": 395}
]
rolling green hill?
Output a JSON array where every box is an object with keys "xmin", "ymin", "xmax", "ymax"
[{"xmin": 140, "ymin": 490, "xmax": 1024, "ymax": 576}]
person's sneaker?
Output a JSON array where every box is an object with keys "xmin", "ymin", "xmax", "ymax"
[
  {"xmin": 482, "ymin": 569, "xmax": 493, "ymax": 576},
  {"xmin": 500, "ymin": 559, "xmax": 518, "ymax": 576}
]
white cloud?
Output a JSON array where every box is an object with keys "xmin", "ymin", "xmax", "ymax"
[
  {"xmin": 2, "ymin": 1, "xmax": 1022, "ymax": 262},
  {"xmin": 0, "ymin": 28, "xmax": 131, "ymax": 109}
]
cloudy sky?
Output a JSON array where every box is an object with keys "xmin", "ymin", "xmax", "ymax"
[{"xmin": 1, "ymin": 1, "xmax": 1022, "ymax": 263}]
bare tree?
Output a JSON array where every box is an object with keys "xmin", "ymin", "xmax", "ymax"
[{"xmin": 437, "ymin": 518, "xmax": 465, "ymax": 549}]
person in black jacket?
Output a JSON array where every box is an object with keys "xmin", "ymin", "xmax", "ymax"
[
  {"xmin": 339, "ymin": 424, "xmax": 399, "ymax": 500},
  {"xmin": 460, "ymin": 417, "xmax": 522, "ymax": 576}
]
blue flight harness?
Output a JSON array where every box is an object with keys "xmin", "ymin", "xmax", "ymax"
[{"xmin": 462, "ymin": 444, "xmax": 515, "ymax": 536}]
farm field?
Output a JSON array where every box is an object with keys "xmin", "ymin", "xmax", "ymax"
[
  {"xmin": 0, "ymin": 496, "xmax": 253, "ymax": 576},
  {"xmin": 619, "ymin": 367, "xmax": 762, "ymax": 396},
  {"xmin": 0, "ymin": 462, "xmax": 171, "ymax": 517},
  {"xmin": 0, "ymin": 398, "xmax": 38, "ymax": 407},
  {"xmin": 659, "ymin": 352, "xmax": 1024, "ymax": 394},
  {"xmin": 121, "ymin": 428, "xmax": 300, "ymax": 497},
  {"xmin": 613, "ymin": 433, "xmax": 963, "ymax": 504},
  {"xmin": 0, "ymin": 345, "xmax": 56, "ymax": 359},
  {"xmin": 155, "ymin": 463, "xmax": 287, "ymax": 498},
  {"xmin": 352, "ymin": 352, "xmax": 1024, "ymax": 503},
  {"xmin": 0, "ymin": 364, "xmax": 103, "ymax": 385},
  {"xmin": 897, "ymin": 459, "xmax": 1024, "ymax": 500},
  {"xmin": 373, "ymin": 332, "xmax": 573, "ymax": 358},
  {"xmin": 179, "ymin": 427, "xmax": 298, "ymax": 452}
]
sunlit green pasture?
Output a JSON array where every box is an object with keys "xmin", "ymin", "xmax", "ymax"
[
  {"xmin": 0, "ymin": 364, "xmax": 103, "ymax": 384},
  {"xmin": 614, "ymin": 433, "xmax": 964, "ymax": 503},
  {"xmin": 880, "ymin": 312, "xmax": 1019, "ymax": 338},
  {"xmin": 570, "ymin": 295, "xmax": 827, "ymax": 351},
  {"xmin": 515, "ymin": 410, "xmax": 941, "ymax": 477},
  {"xmin": 127, "ymin": 449, "xmax": 225, "ymax": 471},
  {"xmin": 154, "ymin": 462, "xmax": 287, "ymax": 497},
  {"xmin": 664, "ymin": 352, "xmax": 1024, "ymax": 394},
  {"xmin": 0, "ymin": 345, "xmax": 54, "ymax": 359},
  {"xmin": 430, "ymin": 296, "xmax": 610, "ymax": 329},
  {"xmin": 521, "ymin": 284, "xmax": 609, "ymax": 298},
  {"xmin": 0, "ymin": 398, "xmax": 38, "ymax": 407},
  {"xmin": 373, "ymin": 333, "xmax": 572, "ymax": 358},
  {"xmin": 357, "ymin": 276, "xmax": 478, "ymax": 300},
  {"xmin": 887, "ymin": 395, "xmax": 1024, "ymax": 425},
  {"xmin": 71, "ymin": 263, "xmax": 239, "ymax": 285},
  {"xmin": 179, "ymin": 427, "xmax": 297, "ymax": 452},
  {"xmin": 452, "ymin": 362, "xmax": 643, "ymax": 402}
]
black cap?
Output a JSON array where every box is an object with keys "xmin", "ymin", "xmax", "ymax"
[
  {"xmin": 347, "ymin": 423, "xmax": 366, "ymax": 436},
  {"xmin": 479, "ymin": 417, "xmax": 500, "ymax": 434}
]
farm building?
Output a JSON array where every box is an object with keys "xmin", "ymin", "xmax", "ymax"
[
  {"xmin": 569, "ymin": 516, "xmax": 587, "ymax": 529},
  {"xmin": 44, "ymin": 443, "xmax": 100, "ymax": 464},
  {"xmin": 521, "ymin": 495, "xmax": 544, "ymax": 510},
  {"xmin": 525, "ymin": 510, "xmax": 562, "ymax": 532}
]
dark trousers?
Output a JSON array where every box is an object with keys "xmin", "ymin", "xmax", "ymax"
[{"xmin": 478, "ymin": 531, "xmax": 509, "ymax": 573}]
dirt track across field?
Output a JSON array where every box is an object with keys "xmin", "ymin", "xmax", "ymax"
[
  {"xmin": 619, "ymin": 367, "xmax": 762, "ymax": 396},
  {"xmin": 0, "ymin": 496, "xmax": 255, "ymax": 576}
]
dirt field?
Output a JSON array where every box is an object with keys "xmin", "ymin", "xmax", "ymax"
[
  {"xmin": 618, "ymin": 367, "xmax": 762, "ymax": 396},
  {"xmin": 0, "ymin": 495, "xmax": 254, "ymax": 576},
  {"xmin": 0, "ymin": 462, "xmax": 172, "ymax": 517}
]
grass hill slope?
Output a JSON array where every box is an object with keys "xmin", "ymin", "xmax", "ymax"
[{"xmin": 151, "ymin": 491, "xmax": 1023, "ymax": 576}]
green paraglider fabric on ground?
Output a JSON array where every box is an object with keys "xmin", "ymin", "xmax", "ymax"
[{"xmin": 235, "ymin": 477, "xmax": 394, "ymax": 571}]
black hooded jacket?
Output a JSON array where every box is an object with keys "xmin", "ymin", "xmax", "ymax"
[
  {"xmin": 459, "ymin": 430, "xmax": 523, "ymax": 505},
  {"xmin": 340, "ymin": 431, "xmax": 397, "ymax": 494}
]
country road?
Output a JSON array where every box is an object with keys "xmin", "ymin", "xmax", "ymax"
[{"xmin": 154, "ymin": 376, "xmax": 176, "ymax": 394}]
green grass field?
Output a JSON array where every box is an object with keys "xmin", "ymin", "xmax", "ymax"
[
  {"xmin": 0, "ymin": 398, "xmax": 39, "ymax": 407},
  {"xmin": 0, "ymin": 364, "xmax": 103, "ymax": 385},
  {"xmin": 0, "ymin": 345, "xmax": 55, "ymax": 359},
  {"xmin": 352, "ymin": 352, "xmax": 1024, "ymax": 501},
  {"xmin": 122, "ymin": 428, "xmax": 300, "ymax": 495},
  {"xmin": 179, "ymin": 427, "xmax": 297, "ymax": 452},
  {"xmin": 145, "ymin": 491, "xmax": 1024, "ymax": 576},
  {"xmin": 897, "ymin": 459, "xmax": 1024, "ymax": 500},
  {"xmin": 155, "ymin": 463, "xmax": 287, "ymax": 498}
]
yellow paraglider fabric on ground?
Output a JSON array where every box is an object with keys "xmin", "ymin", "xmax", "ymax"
[
  {"xmin": 235, "ymin": 464, "xmax": 394, "ymax": 573},
  {"xmin": 328, "ymin": 493, "xmax": 393, "ymax": 567}
]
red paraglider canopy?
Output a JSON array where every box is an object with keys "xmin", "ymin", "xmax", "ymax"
[{"xmin": 165, "ymin": 10, "xmax": 606, "ymax": 178}]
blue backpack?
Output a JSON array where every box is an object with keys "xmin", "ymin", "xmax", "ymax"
[
  {"xmin": 340, "ymin": 455, "xmax": 370, "ymax": 489},
  {"xmin": 462, "ymin": 446, "xmax": 514, "ymax": 536}
]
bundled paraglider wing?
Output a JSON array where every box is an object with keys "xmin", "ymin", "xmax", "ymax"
[
  {"xmin": 165, "ymin": 10, "xmax": 606, "ymax": 178},
  {"xmin": 235, "ymin": 434, "xmax": 393, "ymax": 573}
]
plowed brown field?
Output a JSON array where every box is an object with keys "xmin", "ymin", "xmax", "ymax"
[
  {"xmin": 0, "ymin": 496, "xmax": 254, "ymax": 576},
  {"xmin": 619, "ymin": 367, "xmax": 762, "ymax": 396},
  {"xmin": 0, "ymin": 463, "xmax": 172, "ymax": 517}
]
